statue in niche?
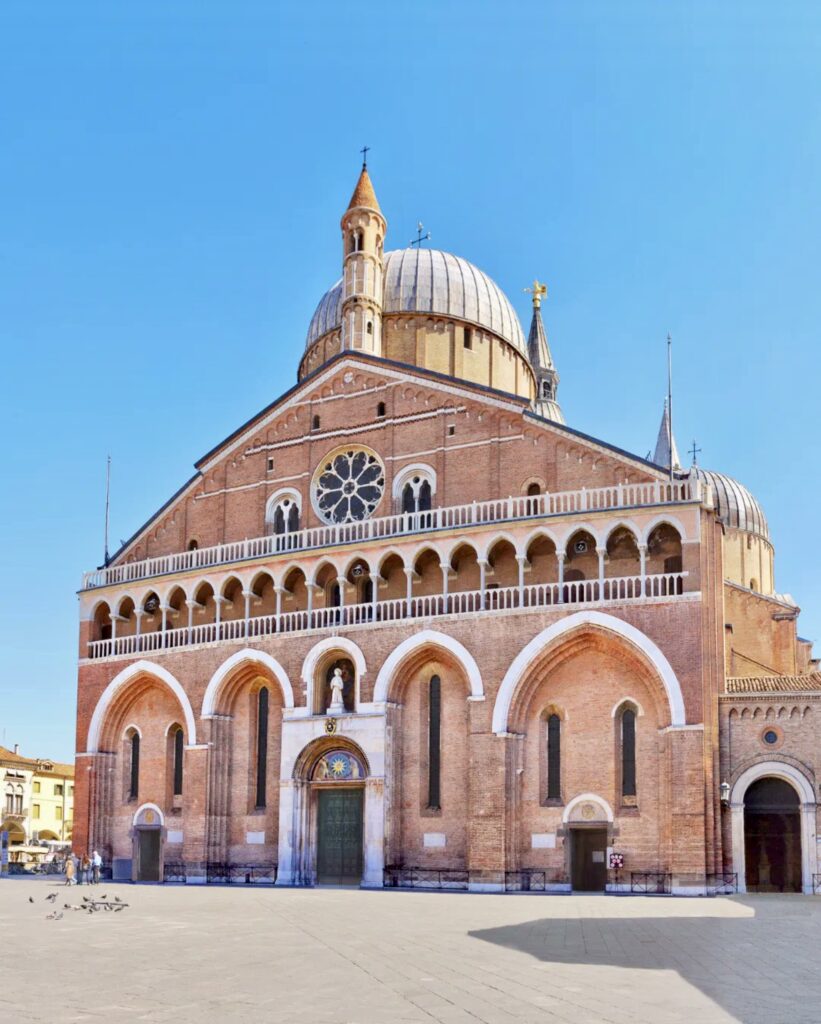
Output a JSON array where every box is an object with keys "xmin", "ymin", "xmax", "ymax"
[{"xmin": 323, "ymin": 658, "xmax": 355, "ymax": 714}]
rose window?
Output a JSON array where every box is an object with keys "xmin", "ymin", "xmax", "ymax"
[{"xmin": 314, "ymin": 448, "xmax": 385, "ymax": 524}]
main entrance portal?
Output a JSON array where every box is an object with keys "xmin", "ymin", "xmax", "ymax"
[
  {"xmin": 744, "ymin": 777, "xmax": 801, "ymax": 893},
  {"xmin": 317, "ymin": 788, "xmax": 363, "ymax": 884},
  {"xmin": 570, "ymin": 828, "xmax": 607, "ymax": 891}
]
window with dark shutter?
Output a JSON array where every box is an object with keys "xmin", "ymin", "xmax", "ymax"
[
  {"xmin": 428, "ymin": 675, "xmax": 441, "ymax": 810},
  {"xmin": 256, "ymin": 688, "xmax": 269, "ymax": 809},
  {"xmin": 547, "ymin": 714, "xmax": 561, "ymax": 800}
]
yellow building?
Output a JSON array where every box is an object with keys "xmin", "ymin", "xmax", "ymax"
[{"xmin": 1, "ymin": 745, "xmax": 74, "ymax": 865}]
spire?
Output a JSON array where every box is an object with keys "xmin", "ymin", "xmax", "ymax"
[
  {"xmin": 524, "ymin": 280, "xmax": 564, "ymax": 424},
  {"xmin": 346, "ymin": 165, "xmax": 382, "ymax": 216},
  {"xmin": 652, "ymin": 398, "xmax": 681, "ymax": 470}
]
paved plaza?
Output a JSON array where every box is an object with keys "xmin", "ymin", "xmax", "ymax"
[{"xmin": 2, "ymin": 880, "xmax": 820, "ymax": 1024}]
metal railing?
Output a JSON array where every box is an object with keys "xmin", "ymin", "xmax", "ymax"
[
  {"xmin": 205, "ymin": 862, "xmax": 278, "ymax": 885},
  {"xmin": 81, "ymin": 478, "xmax": 702, "ymax": 590},
  {"xmin": 163, "ymin": 860, "xmax": 187, "ymax": 883},
  {"xmin": 630, "ymin": 871, "xmax": 672, "ymax": 895},
  {"xmin": 706, "ymin": 872, "xmax": 738, "ymax": 895},
  {"xmin": 383, "ymin": 866, "xmax": 469, "ymax": 890},
  {"xmin": 504, "ymin": 870, "xmax": 550, "ymax": 892},
  {"xmin": 86, "ymin": 571, "xmax": 688, "ymax": 660}
]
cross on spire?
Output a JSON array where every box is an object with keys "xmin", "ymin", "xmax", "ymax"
[
  {"xmin": 689, "ymin": 439, "xmax": 702, "ymax": 466},
  {"xmin": 360, "ymin": 145, "xmax": 370, "ymax": 168},
  {"xmin": 410, "ymin": 221, "xmax": 431, "ymax": 247}
]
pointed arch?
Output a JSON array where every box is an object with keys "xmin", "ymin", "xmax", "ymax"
[
  {"xmin": 373, "ymin": 629, "xmax": 483, "ymax": 703},
  {"xmin": 85, "ymin": 661, "xmax": 197, "ymax": 753},
  {"xmin": 492, "ymin": 610, "xmax": 686, "ymax": 734},
  {"xmin": 201, "ymin": 649, "xmax": 294, "ymax": 717}
]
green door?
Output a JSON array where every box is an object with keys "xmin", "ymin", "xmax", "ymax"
[
  {"xmin": 317, "ymin": 788, "xmax": 364, "ymax": 884},
  {"xmin": 137, "ymin": 829, "xmax": 161, "ymax": 882}
]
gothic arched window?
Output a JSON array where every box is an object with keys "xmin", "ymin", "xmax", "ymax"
[
  {"xmin": 620, "ymin": 707, "xmax": 637, "ymax": 800},
  {"xmin": 171, "ymin": 726, "xmax": 184, "ymax": 797},
  {"xmin": 546, "ymin": 713, "xmax": 561, "ymax": 801},
  {"xmin": 255, "ymin": 688, "xmax": 269, "ymax": 809},
  {"xmin": 427, "ymin": 675, "xmax": 441, "ymax": 810},
  {"xmin": 129, "ymin": 732, "xmax": 140, "ymax": 801}
]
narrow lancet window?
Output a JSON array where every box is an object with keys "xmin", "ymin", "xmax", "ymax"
[
  {"xmin": 427, "ymin": 675, "xmax": 441, "ymax": 810},
  {"xmin": 172, "ymin": 726, "xmax": 184, "ymax": 796},
  {"xmin": 546, "ymin": 714, "xmax": 561, "ymax": 800},
  {"xmin": 129, "ymin": 733, "xmax": 140, "ymax": 800},
  {"xmin": 621, "ymin": 708, "xmax": 636, "ymax": 799},
  {"xmin": 256, "ymin": 687, "xmax": 269, "ymax": 809}
]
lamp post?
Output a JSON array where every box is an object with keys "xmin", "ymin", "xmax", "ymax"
[{"xmin": 719, "ymin": 781, "xmax": 730, "ymax": 806}]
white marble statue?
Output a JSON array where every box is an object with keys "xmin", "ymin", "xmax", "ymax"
[{"xmin": 327, "ymin": 666, "xmax": 345, "ymax": 715}]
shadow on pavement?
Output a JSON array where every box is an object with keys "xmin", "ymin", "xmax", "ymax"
[{"xmin": 469, "ymin": 896, "xmax": 821, "ymax": 1024}]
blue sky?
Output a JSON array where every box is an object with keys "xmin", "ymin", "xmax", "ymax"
[{"xmin": 2, "ymin": 2, "xmax": 819, "ymax": 761}]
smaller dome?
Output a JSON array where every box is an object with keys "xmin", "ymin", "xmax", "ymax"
[{"xmin": 690, "ymin": 467, "xmax": 769, "ymax": 541}]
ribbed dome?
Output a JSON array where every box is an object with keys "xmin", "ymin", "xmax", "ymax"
[
  {"xmin": 305, "ymin": 248, "xmax": 527, "ymax": 355},
  {"xmin": 690, "ymin": 467, "xmax": 769, "ymax": 541}
]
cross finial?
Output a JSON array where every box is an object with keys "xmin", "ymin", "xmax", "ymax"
[
  {"xmin": 524, "ymin": 279, "xmax": 547, "ymax": 309},
  {"xmin": 689, "ymin": 439, "xmax": 702, "ymax": 466},
  {"xmin": 360, "ymin": 145, "xmax": 370, "ymax": 168},
  {"xmin": 410, "ymin": 221, "xmax": 431, "ymax": 247}
]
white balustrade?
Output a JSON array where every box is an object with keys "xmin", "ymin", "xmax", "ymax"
[
  {"xmin": 86, "ymin": 572, "xmax": 688, "ymax": 660},
  {"xmin": 81, "ymin": 479, "xmax": 702, "ymax": 590}
]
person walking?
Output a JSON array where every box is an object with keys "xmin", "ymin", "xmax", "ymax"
[
  {"xmin": 64, "ymin": 854, "xmax": 75, "ymax": 886},
  {"xmin": 91, "ymin": 850, "xmax": 102, "ymax": 885},
  {"xmin": 80, "ymin": 853, "xmax": 91, "ymax": 885}
]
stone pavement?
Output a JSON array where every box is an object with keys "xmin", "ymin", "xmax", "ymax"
[{"xmin": 2, "ymin": 879, "xmax": 819, "ymax": 1023}]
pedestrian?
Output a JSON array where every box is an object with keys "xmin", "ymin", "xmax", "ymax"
[
  {"xmin": 80, "ymin": 853, "xmax": 91, "ymax": 885},
  {"xmin": 64, "ymin": 855, "xmax": 75, "ymax": 886},
  {"xmin": 91, "ymin": 850, "xmax": 102, "ymax": 885}
]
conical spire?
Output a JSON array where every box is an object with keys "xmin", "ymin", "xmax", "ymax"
[
  {"xmin": 652, "ymin": 398, "xmax": 681, "ymax": 470},
  {"xmin": 346, "ymin": 165, "xmax": 382, "ymax": 215},
  {"xmin": 525, "ymin": 281, "xmax": 564, "ymax": 424}
]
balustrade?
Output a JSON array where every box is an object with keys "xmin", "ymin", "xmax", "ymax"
[
  {"xmin": 81, "ymin": 478, "xmax": 701, "ymax": 590},
  {"xmin": 87, "ymin": 571, "xmax": 688, "ymax": 660}
]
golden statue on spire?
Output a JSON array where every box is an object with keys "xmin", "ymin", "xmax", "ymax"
[{"xmin": 524, "ymin": 279, "xmax": 547, "ymax": 309}]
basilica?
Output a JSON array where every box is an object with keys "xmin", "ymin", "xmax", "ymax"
[{"xmin": 74, "ymin": 165, "xmax": 820, "ymax": 894}]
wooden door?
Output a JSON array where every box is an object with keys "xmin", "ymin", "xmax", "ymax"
[
  {"xmin": 317, "ymin": 788, "xmax": 363, "ymax": 884},
  {"xmin": 137, "ymin": 829, "xmax": 161, "ymax": 882},
  {"xmin": 570, "ymin": 828, "xmax": 607, "ymax": 891}
]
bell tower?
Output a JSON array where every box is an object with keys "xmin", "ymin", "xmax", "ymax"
[
  {"xmin": 525, "ymin": 280, "xmax": 564, "ymax": 423},
  {"xmin": 340, "ymin": 154, "xmax": 386, "ymax": 356}
]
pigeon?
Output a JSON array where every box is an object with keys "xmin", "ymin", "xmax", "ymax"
[
  {"xmin": 55, "ymin": 912, "xmax": 63, "ymax": 920},
  {"xmin": 28, "ymin": 897, "xmax": 35, "ymax": 904},
  {"xmin": 114, "ymin": 895, "xmax": 123, "ymax": 903},
  {"xmin": 100, "ymin": 894, "xmax": 107, "ymax": 899},
  {"xmin": 45, "ymin": 892, "xmax": 57, "ymax": 903},
  {"xmin": 46, "ymin": 912, "xmax": 56, "ymax": 920}
]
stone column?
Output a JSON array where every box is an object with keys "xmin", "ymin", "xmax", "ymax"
[
  {"xmin": 275, "ymin": 779, "xmax": 298, "ymax": 885},
  {"xmin": 182, "ymin": 744, "xmax": 210, "ymax": 883},
  {"xmin": 362, "ymin": 777, "xmax": 386, "ymax": 888},
  {"xmin": 638, "ymin": 543, "xmax": 647, "ymax": 597},
  {"xmin": 556, "ymin": 552, "xmax": 565, "ymax": 604}
]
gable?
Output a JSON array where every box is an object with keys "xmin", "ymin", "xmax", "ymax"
[{"xmin": 105, "ymin": 352, "xmax": 667, "ymax": 567}]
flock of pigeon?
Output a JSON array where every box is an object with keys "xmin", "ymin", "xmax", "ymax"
[{"xmin": 28, "ymin": 891, "xmax": 129, "ymax": 920}]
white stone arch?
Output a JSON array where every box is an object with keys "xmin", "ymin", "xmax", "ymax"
[
  {"xmin": 84, "ymin": 595, "xmax": 114, "ymax": 623},
  {"xmin": 201, "ymin": 649, "xmax": 293, "ymax": 718},
  {"xmin": 247, "ymin": 565, "xmax": 278, "ymax": 594},
  {"xmin": 522, "ymin": 526, "xmax": 561, "ymax": 556},
  {"xmin": 602, "ymin": 519, "xmax": 642, "ymax": 548},
  {"xmin": 301, "ymin": 637, "xmax": 367, "ymax": 712},
  {"xmin": 392, "ymin": 462, "xmax": 437, "ymax": 501},
  {"xmin": 443, "ymin": 536, "xmax": 482, "ymax": 566},
  {"xmin": 610, "ymin": 697, "xmax": 645, "ymax": 718},
  {"xmin": 122, "ymin": 722, "xmax": 143, "ymax": 739},
  {"xmin": 483, "ymin": 530, "xmax": 524, "ymax": 562},
  {"xmin": 557, "ymin": 522, "xmax": 603, "ymax": 551},
  {"xmin": 373, "ymin": 630, "xmax": 483, "ymax": 703},
  {"xmin": 375, "ymin": 546, "xmax": 409, "ymax": 576},
  {"xmin": 492, "ymin": 610, "xmax": 686, "ymax": 734},
  {"xmin": 217, "ymin": 571, "xmax": 248, "ymax": 599},
  {"xmin": 85, "ymin": 661, "xmax": 197, "ymax": 753},
  {"xmin": 275, "ymin": 561, "xmax": 308, "ymax": 591},
  {"xmin": 641, "ymin": 514, "xmax": 688, "ymax": 547},
  {"xmin": 306, "ymin": 556, "xmax": 343, "ymax": 588},
  {"xmin": 729, "ymin": 759, "xmax": 817, "ymax": 894},
  {"xmin": 562, "ymin": 793, "xmax": 615, "ymax": 824},
  {"xmin": 113, "ymin": 592, "xmax": 140, "ymax": 616},
  {"xmin": 132, "ymin": 802, "xmax": 165, "ymax": 827},
  {"xmin": 265, "ymin": 486, "xmax": 303, "ymax": 517},
  {"xmin": 339, "ymin": 550, "xmax": 377, "ymax": 578},
  {"xmin": 188, "ymin": 576, "xmax": 219, "ymax": 602},
  {"xmin": 157, "ymin": 580, "xmax": 189, "ymax": 607}
]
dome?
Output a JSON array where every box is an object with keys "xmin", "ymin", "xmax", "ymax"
[
  {"xmin": 305, "ymin": 248, "xmax": 527, "ymax": 355},
  {"xmin": 690, "ymin": 467, "xmax": 769, "ymax": 541}
]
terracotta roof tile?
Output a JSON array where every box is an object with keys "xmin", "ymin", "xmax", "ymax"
[
  {"xmin": 725, "ymin": 673, "xmax": 821, "ymax": 694},
  {"xmin": 346, "ymin": 167, "xmax": 381, "ymax": 214}
]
